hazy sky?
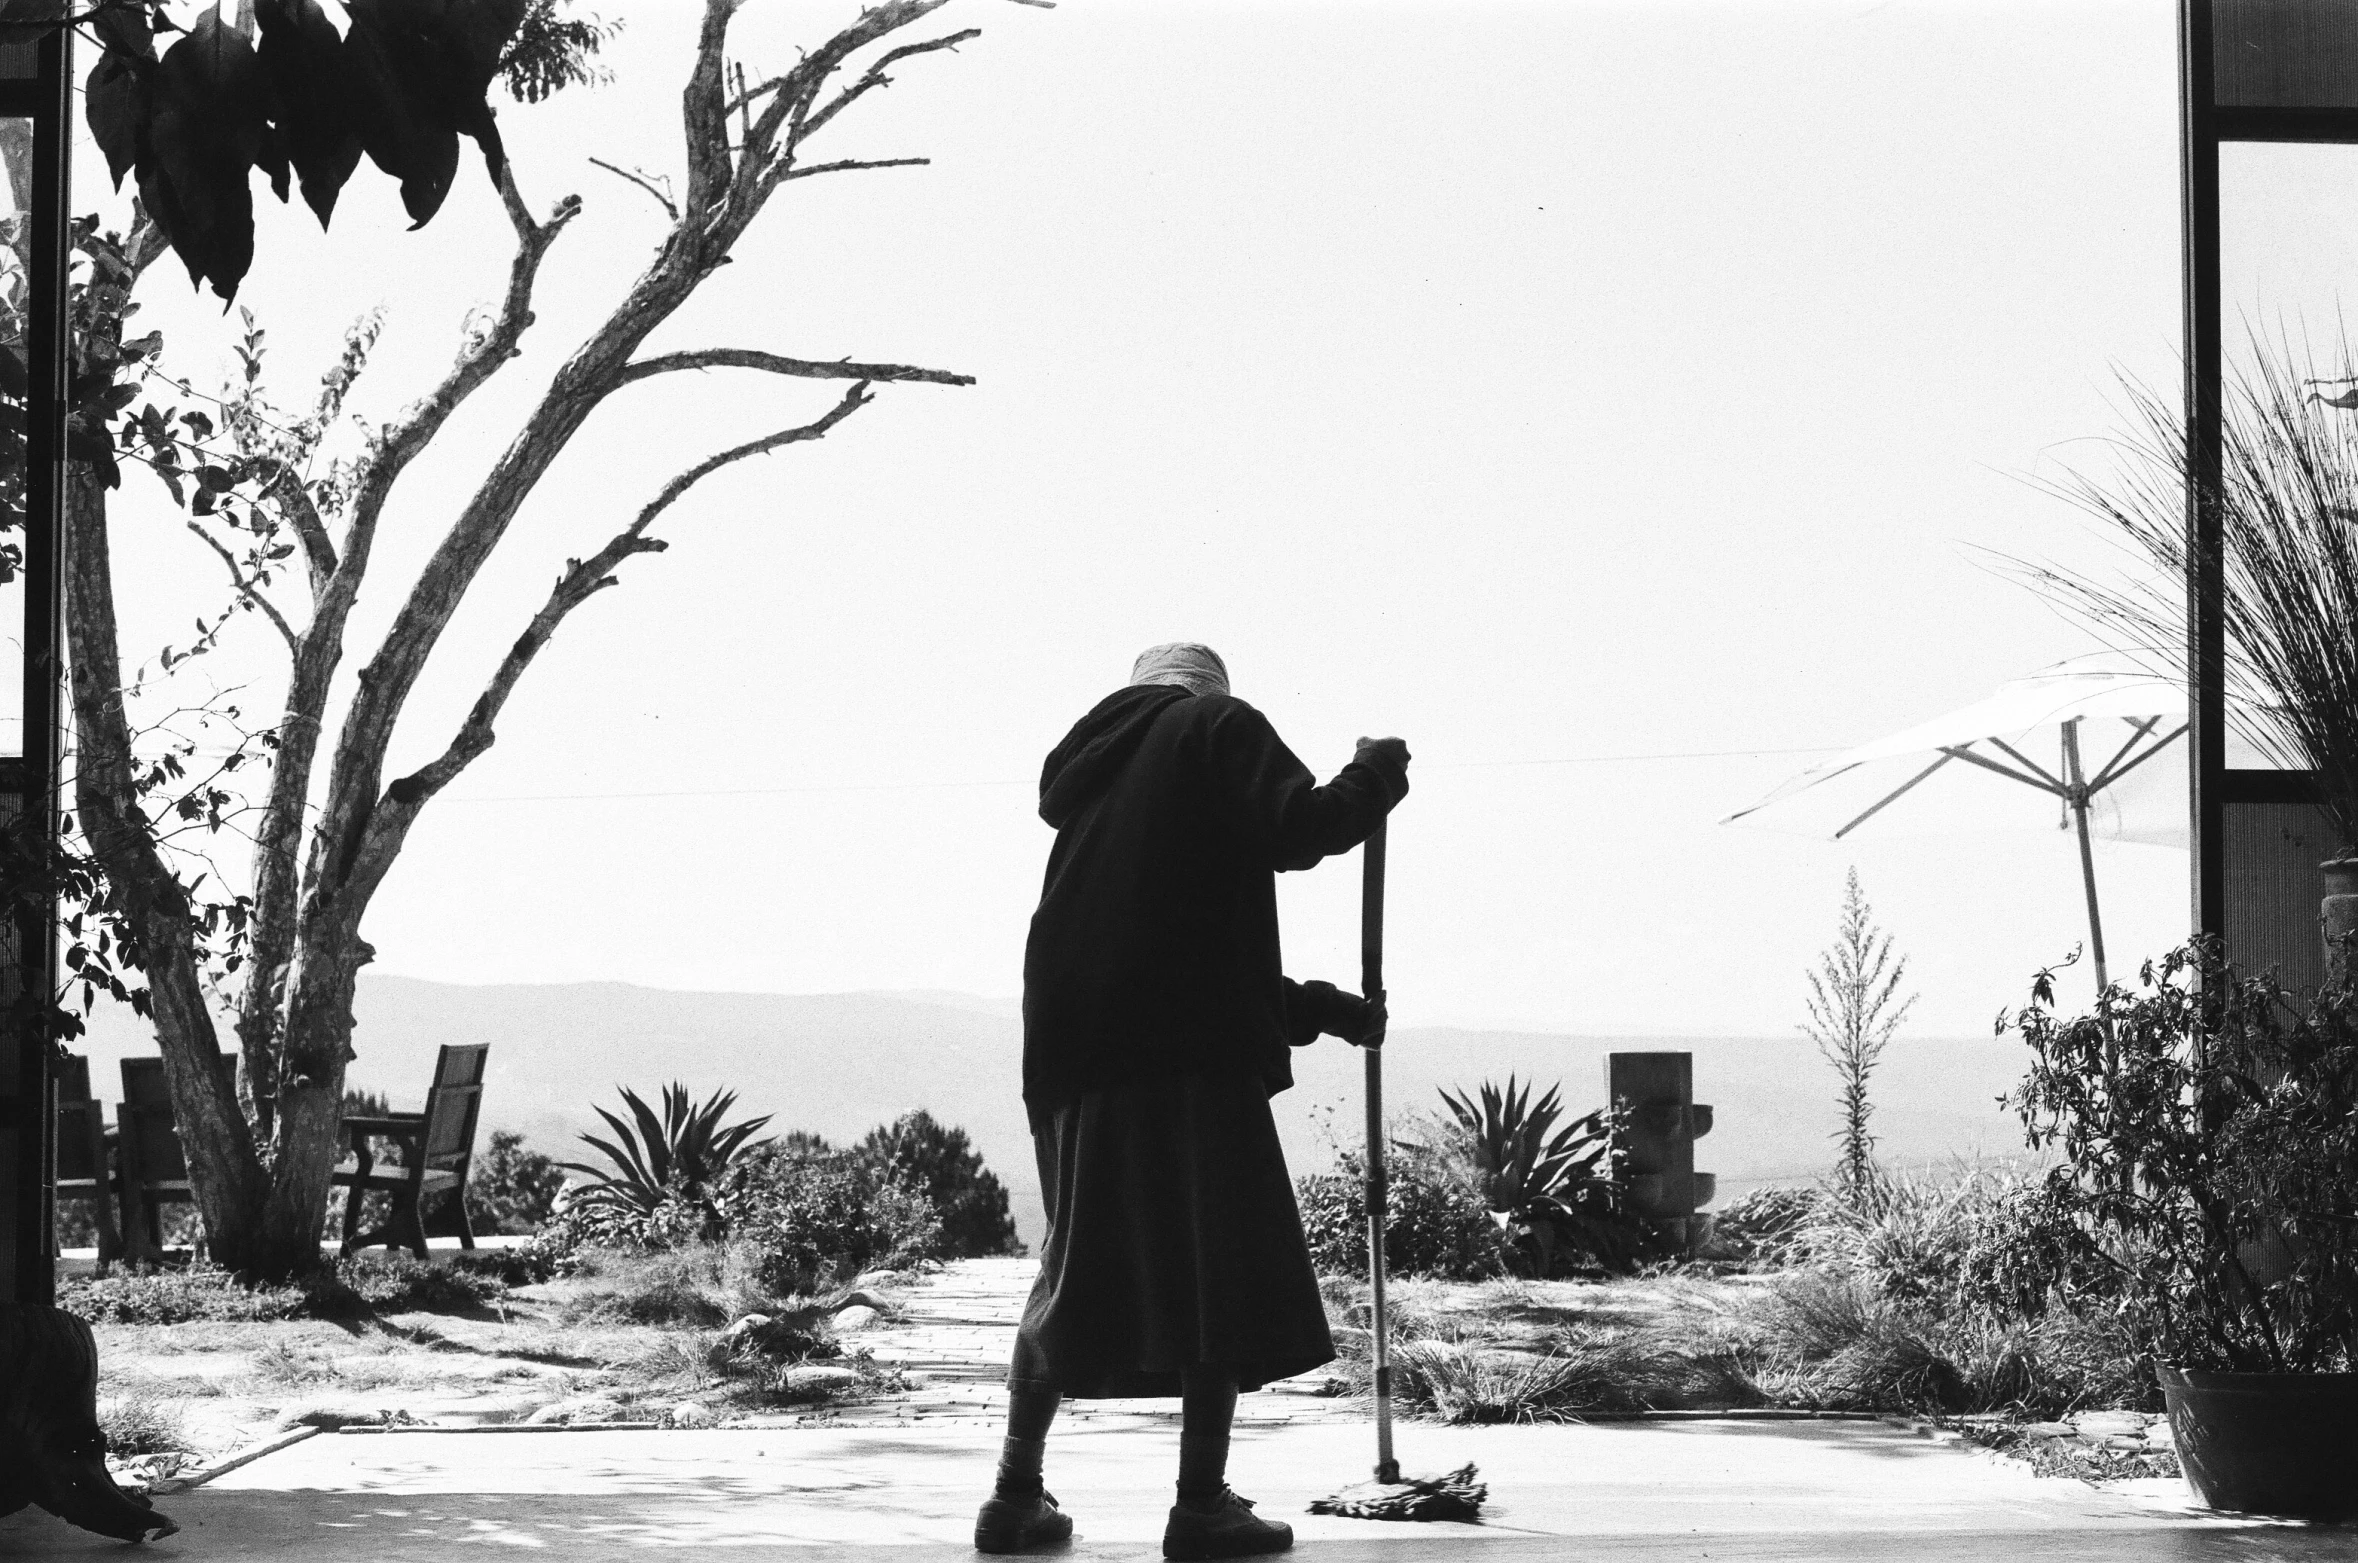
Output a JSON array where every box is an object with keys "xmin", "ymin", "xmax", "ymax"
[{"xmin": 56, "ymin": 0, "xmax": 2349, "ymax": 1038}]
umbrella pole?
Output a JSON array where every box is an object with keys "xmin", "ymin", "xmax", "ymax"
[
  {"xmin": 2062, "ymin": 722, "xmax": 2130, "ymax": 1194},
  {"xmin": 2061, "ymin": 720, "xmax": 2110, "ymax": 999}
]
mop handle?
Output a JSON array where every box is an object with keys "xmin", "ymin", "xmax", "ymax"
[{"xmin": 1361, "ymin": 818, "xmax": 1398, "ymax": 1484}]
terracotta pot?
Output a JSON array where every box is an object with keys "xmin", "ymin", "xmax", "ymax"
[{"xmin": 2158, "ymin": 1365, "xmax": 2358, "ymax": 1518}]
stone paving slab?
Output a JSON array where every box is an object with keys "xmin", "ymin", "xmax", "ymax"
[{"xmin": 11, "ymin": 1417, "xmax": 2353, "ymax": 1560}]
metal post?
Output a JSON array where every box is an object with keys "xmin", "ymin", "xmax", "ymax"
[
  {"xmin": 10, "ymin": 27, "xmax": 70, "ymax": 1307},
  {"xmin": 1360, "ymin": 821, "xmax": 1395, "ymax": 1485},
  {"xmin": 2181, "ymin": 0, "xmax": 2226, "ymax": 956}
]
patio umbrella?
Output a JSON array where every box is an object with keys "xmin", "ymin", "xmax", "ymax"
[{"xmin": 1723, "ymin": 658, "xmax": 2188, "ymax": 996}]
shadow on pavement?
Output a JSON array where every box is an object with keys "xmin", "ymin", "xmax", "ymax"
[{"xmin": 8, "ymin": 1491, "xmax": 2356, "ymax": 1562}]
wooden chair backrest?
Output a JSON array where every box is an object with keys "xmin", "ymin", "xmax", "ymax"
[
  {"xmin": 419, "ymin": 1044, "xmax": 489, "ymax": 1170},
  {"xmin": 55, "ymin": 1083, "xmax": 106, "ymax": 1185},
  {"xmin": 118, "ymin": 1054, "xmax": 238, "ymax": 1185}
]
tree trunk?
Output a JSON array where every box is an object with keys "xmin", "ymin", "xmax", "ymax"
[{"xmin": 62, "ymin": 471, "xmax": 291, "ymax": 1272}]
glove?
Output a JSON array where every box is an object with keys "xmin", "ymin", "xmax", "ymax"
[
  {"xmin": 1355, "ymin": 735, "xmax": 1411, "ymax": 773},
  {"xmin": 1326, "ymin": 986, "xmax": 1387, "ymax": 1047}
]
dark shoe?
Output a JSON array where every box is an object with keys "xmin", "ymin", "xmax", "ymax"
[
  {"xmin": 1163, "ymin": 1488, "xmax": 1293, "ymax": 1559},
  {"xmin": 974, "ymin": 1487, "xmax": 1073, "ymax": 1553}
]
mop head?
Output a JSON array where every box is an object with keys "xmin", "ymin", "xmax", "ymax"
[{"xmin": 1308, "ymin": 1463, "xmax": 1486, "ymax": 1522}]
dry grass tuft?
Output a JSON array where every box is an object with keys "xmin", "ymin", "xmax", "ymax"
[{"xmin": 99, "ymin": 1390, "xmax": 191, "ymax": 1456}]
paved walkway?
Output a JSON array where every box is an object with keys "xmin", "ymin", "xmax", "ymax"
[{"xmin": 6, "ymin": 1258, "xmax": 2355, "ymax": 1559}]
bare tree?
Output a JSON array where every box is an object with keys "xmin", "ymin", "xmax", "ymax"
[
  {"xmin": 60, "ymin": 0, "xmax": 995, "ymax": 1279},
  {"xmin": 1801, "ymin": 868, "xmax": 1916, "ymax": 1210}
]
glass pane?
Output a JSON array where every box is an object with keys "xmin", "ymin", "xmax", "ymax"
[
  {"xmin": 2212, "ymin": 140, "xmax": 2358, "ymax": 997},
  {"xmin": 2215, "ymin": 0, "xmax": 2358, "ymax": 108}
]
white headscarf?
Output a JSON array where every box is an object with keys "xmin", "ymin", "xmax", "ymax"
[{"xmin": 1128, "ymin": 642, "xmax": 1230, "ymax": 698}]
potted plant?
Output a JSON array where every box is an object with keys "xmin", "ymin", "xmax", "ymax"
[{"xmin": 2004, "ymin": 940, "xmax": 2358, "ymax": 1518}]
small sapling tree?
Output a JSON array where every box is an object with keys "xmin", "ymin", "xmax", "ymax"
[{"xmin": 1802, "ymin": 868, "xmax": 1916, "ymax": 1210}]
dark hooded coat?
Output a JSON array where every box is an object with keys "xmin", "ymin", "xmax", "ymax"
[
  {"xmin": 1007, "ymin": 684, "xmax": 1405, "ymax": 1397},
  {"xmin": 1021, "ymin": 684, "xmax": 1408, "ymax": 1110}
]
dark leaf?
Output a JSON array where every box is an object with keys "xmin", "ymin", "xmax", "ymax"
[
  {"xmin": 90, "ymin": 1, "xmax": 155, "ymax": 59},
  {"xmin": 146, "ymin": 10, "xmax": 272, "ymax": 299},
  {"xmin": 344, "ymin": 0, "xmax": 529, "ymax": 226},
  {"xmin": 254, "ymin": 0, "xmax": 363, "ymax": 226},
  {"xmin": 84, "ymin": 50, "xmax": 150, "ymax": 192},
  {"xmin": 0, "ymin": 0, "xmax": 67, "ymax": 49},
  {"xmin": 66, "ymin": 423, "xmax": 120, "ymax": 487}
]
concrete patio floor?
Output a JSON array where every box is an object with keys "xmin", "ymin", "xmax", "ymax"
[{"xmin": 7, "ymin": 1414, "xmax": 2355, "ymax": 1561}]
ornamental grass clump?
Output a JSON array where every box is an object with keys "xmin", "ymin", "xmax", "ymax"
[
  {"xmin": 2003, "ymin": 939, "xmax": 2358, "ymax": 1374},
  {"xmin": 2029, "ymin": 340, "xmax": 2358, "ymax": 851}
]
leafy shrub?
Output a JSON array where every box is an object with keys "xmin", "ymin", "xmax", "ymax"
[
  {"xmin": 64, "ymin": 1264, "xmax": 310, "ymax": 1325},
  {"xmin": 469, "ymin": 1129, "xmax": 569, "ymax": 1235},
  {"xmin": 62, "ymin": 1248, "xmax": 508, "ymax": 1323},
  {"xmin": 1953, "ymin": 1175, "xmax": 2123, "ymax": 1321},
  {"xmin": 722, "ymin": 1150, "xmax": 941, "ymax": 1296},
  {"xmin": 852, "ymin": 1111, "xmax": 1023, "ymax": 1258},
  {"xmin": 2007, "ymin": 941, "xmax": 2358, "ymax": 1373},
  {"xmin": 1298, "ymin": 1149, "xmax": 1508, "ymax": 1281},
  {"xmin": 536, "ymin": 1119, "xmax": 949, "ymax": 1297},
  {"xmin": 446, "ymin": 1244, "xmax": 561, "ymax": 1288},
  {"xmin": 322, "ymin": 1250, "xmax": 508, "ymax": 1314}
]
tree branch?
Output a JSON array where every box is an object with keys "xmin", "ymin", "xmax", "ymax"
[
  {"xmin": 617, "ymin": 347, "xmax": 972, "ymax": 388},
  {"xmin": 257, "ymin": 461, "xmax": 337, "ymax": 602},
  {"xmin": 588, "ymin": 157, "xmax": 679, "ymax": 222},
  {"xmin": 631, "ymin": 379, "xmax": 875, "ymax": 534},
  {"xmin": 359, "ymin": 382, "xmax": 878, "ymax": 869},
  {"xmin": 294, "ymin": 0, "xmax": 986, "ymax": 1046},
  {"xmin": 681, "ymin": 0, "xmax": 740, "ymax": 217},
  {"xmin": 257, "ymin": 169, "xmax": 579, "ymax": 1099},
  {"xmin": 185, "ymin": 521, "xmax": 299, "ymax": 655},
  {"xmin": 734, "ymin": 2, "xmax": 957, "ymax": 207},
  {"xmin": 775, "ymin": 156, "xmax": 931, "ymax": 185},
  {"xmin": 799, "ymin": 28, "xmax": 979, "ymax": 145}
]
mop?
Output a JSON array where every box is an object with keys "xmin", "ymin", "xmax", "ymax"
[{"xmin": 1307, "ymin": 817, "xmax": 1487, "ymax": 1524}]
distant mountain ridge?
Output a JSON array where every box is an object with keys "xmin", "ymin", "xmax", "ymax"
[{"xmin": 71, "ymin": 978, "xmax": 2042, "ymax": 1249}]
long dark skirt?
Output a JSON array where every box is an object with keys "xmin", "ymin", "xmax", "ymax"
[{"xmin": 1009, "ymin": 1069, "xmax": 1334, "ymax": 1398}]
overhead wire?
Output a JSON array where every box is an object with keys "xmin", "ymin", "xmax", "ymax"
[{"xmin": 433, "ymin": 746, "xmax": 1849, "ymax": 805}]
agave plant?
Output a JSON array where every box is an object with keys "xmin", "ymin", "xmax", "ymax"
[
  {"xmin": 1439, "ymin": 1076, "xmax": 1631, "ymax": 1274},
  {"xmin": 1439, "ymin": 1076, "xmax": 1605, "ymax": 1211},
  {"xmin": 557, "ymin": 1083, "xmax": 775, "ymax": 1224}
]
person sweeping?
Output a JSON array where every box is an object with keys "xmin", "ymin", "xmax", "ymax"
[{"xmin": 975, "ymin": 642, "xmax": 1409, "ymax": 1560}]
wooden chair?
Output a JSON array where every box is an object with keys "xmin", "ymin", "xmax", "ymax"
[
  {"xmin": 116, "ymin": 1053, "xmax": 238, "ymax": 1265},
  {"xmin": 332, "ymin": 1044, "xmax": 488, "ymax": 1260},
  {"xmin": 52, "ymin": 1056, "xmax": 122, "ymax": 1263}
]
